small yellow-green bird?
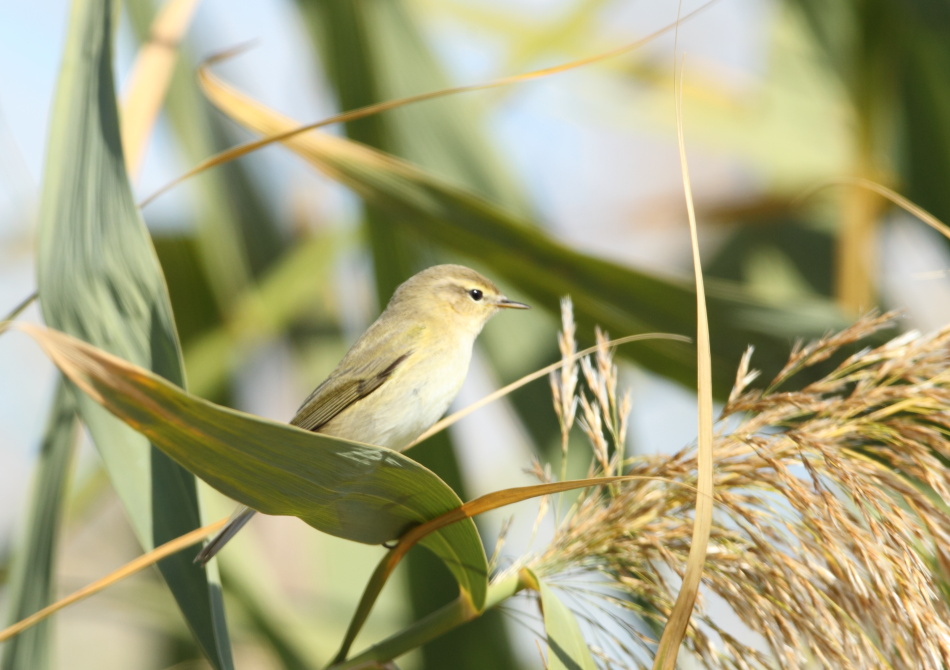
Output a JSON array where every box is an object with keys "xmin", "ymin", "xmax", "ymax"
[{"xmin": 195, "ymin": 264, "xmax": 528, "ymax": 565}]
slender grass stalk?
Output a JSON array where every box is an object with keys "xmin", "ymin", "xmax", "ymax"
[{"xmin": 329, "ymin": 571, "xmax": 530, "ymax": 670}]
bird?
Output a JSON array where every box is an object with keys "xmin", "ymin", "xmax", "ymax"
[{"xmin": 195, "ymin": 264, "xmax": 529, "ymax": 565}]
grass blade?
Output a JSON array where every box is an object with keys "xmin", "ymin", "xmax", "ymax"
[
  {"xmin": 533, "ymin": 571, "xmax": 598, "ymax": 670},
  {"xmin": 33, "ymin": 1, "xmax": 232, "ymax": 665},
  {"xmin": 1, "ymin": 380, "xmax": 77, "ymax": 670},
  {"xmin": 18, "ymin": 323, "xmax": 488, "ymax": 611},
  {"xmin": 652, "ymin": 55, "xmax": 714, "ymax": 669}
]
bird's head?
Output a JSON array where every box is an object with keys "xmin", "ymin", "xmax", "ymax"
[{"xmin": 388, "ymin": 264, "xmax": 529, "ymax": 336}]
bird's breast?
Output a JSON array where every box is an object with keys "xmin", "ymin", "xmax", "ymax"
[{"xmin": 320, "ymin": 337, "xmax": 474, "ymax": 450}]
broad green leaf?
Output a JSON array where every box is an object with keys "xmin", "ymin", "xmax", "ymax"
[
  {"xmin": 1, "ymin": 380, "xmax": 76, "ymax": 670},
  {"xmin": 535, "ymin": 574, "xmax": 597, "ymax": 670},
  {"xmin": 33, "ymin": 0, "xmax": 231, "ymax": 666},
  {"xmin": 22, "ymin": 324, "xmax": 488, "ymax": 610},
  {"xmin": 198, "ymin": 69, "xmax": 847, "ymax": 394}
]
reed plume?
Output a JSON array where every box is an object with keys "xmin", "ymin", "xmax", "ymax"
[{"xmin": 517, "ymin": 309, "xmax": 950, "ymax": 669}]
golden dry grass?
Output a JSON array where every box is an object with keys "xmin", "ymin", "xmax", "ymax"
[{"xmin": 518, "ymin": 308, "xmax": 950, "ymax": 669}]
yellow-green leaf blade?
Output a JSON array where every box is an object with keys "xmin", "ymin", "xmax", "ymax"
[
  {"xmin": 23, "ymin": 324, "xmax": 488, "ymax": 609},
  {"xmin": 535, "ymin": 574, "xmax": 598, "ymax": 670},
  {"xmin": 1, "ymin": 381, "xmax": 76, "ymax": 670}
]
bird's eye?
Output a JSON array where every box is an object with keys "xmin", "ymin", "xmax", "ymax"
[{"xmin": 468, "ymin": 288, "xmax": 483, "ymax": 301}]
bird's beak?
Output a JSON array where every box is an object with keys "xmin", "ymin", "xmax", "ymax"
[{"xmin": 497, "ymin": 297, "xmax": 530, "ymax": 310}]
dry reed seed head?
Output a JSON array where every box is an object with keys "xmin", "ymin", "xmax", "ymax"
[
  {"xmin": 593, "ymin": 328, "xmax": 617, "ymax": 405},
  {"xmin": 727, "ymin": 346, "xmax": 759, "ymax": 407},
  {"xmin": 549, "ymin": 373, "xmax": 563, "ymax": 419},
  {"xmin": 549, "ymin": 373, "xmax": 578, "ymax": 434},
  {"xmin": 555, "ymin": 296, "xmax": 579, "ymax": 428},
  {"xmin": 572, "ymin": 326, "xmax": 627, "ymax": 474},
  {"xmin": 581, "ymin": 331, "xmax": 612, "ymax": 418},
  {"xmin": 520, "ymin": 313, "xmax": 950, "ymax": 669},
  {"xmin": 578, "ymin": 393, "xmax": 610, "ymax": 475},
  {"xmin": 766, "ymin": 311, "xmax": 898, "ymax": 391},
  {"xmin": 558, "ymin": 296, "xmax": 577, "ymax": 360},
  {"xmin": 616, "ymin": 390, "xmax": 631, "ymax": 448},
  {"xmin": 552, "ymin": 297, "xmax": 637, "ymax": 482},
  {"xmin": 553, "ymin": 297, "xmax": 580, "ymax": 484}
]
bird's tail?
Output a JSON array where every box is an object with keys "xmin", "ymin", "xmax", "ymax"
[{"xmin": 194, "ymin": 506, "xmax": 257, "ymax": 566}]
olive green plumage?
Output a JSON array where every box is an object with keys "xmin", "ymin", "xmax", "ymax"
[{"xmin": 195, "ymin": 264, "xmax": 528, "ymax": 565}]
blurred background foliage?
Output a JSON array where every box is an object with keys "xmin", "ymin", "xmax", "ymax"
[{"xmin": 3, "ymin": 0, "xmax": 950, "ymax": 668}]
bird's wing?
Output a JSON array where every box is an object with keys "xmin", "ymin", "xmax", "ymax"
[{"xmin": 290, "ymin": 350, "xmax": 412, "ymax": 432}]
